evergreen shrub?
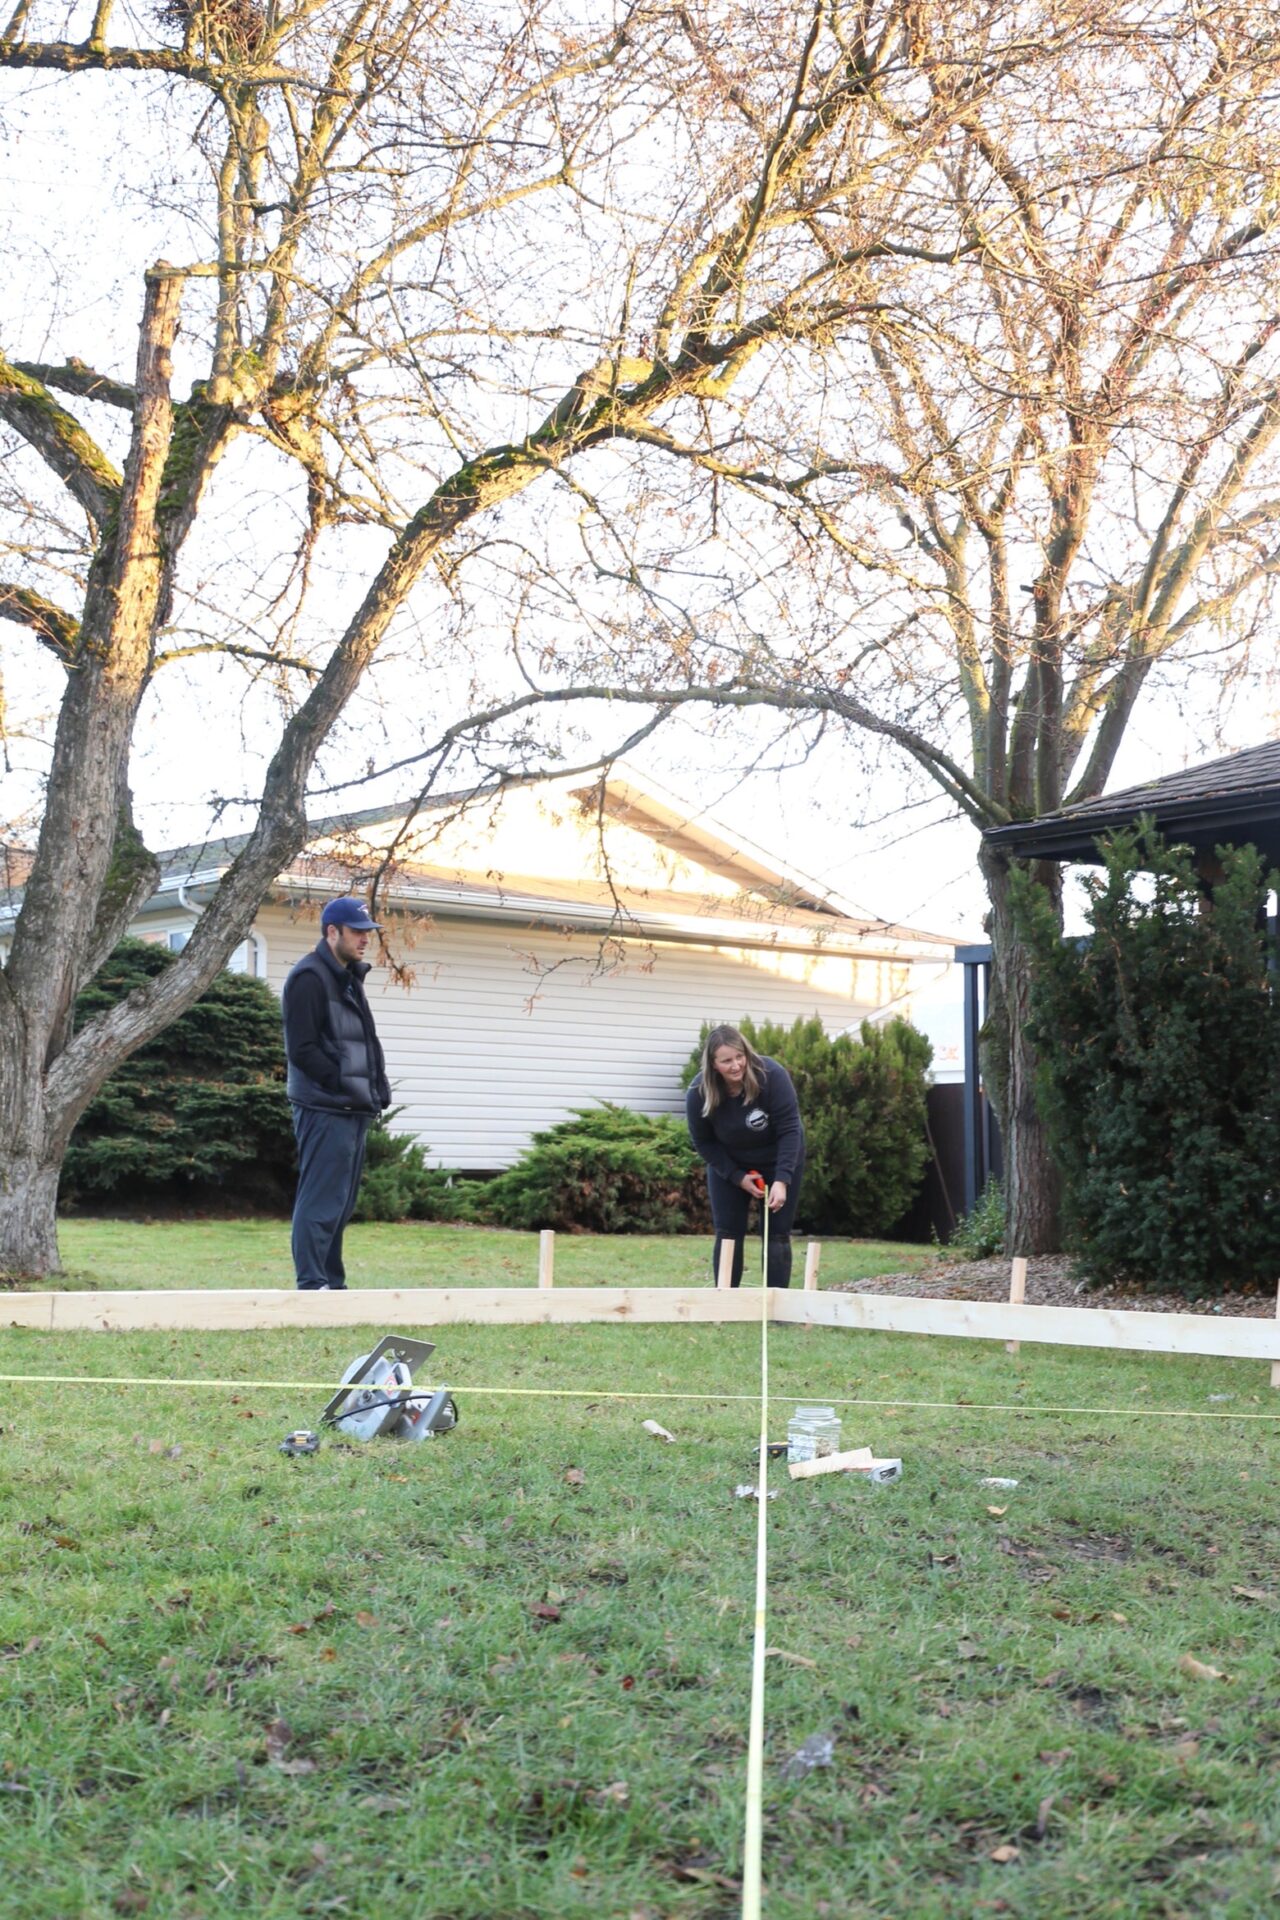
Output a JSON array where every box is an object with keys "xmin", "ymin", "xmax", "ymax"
[
  {"xmin": 946, "ymin": 1177, "xmax": 1006, "ymax": 1260},
  {"xmin": 1015, "ymin": 823, "xmax": 1280, "ymax": 1295},
  {"xmin": 683, "ymin": 1014, "xmax": 933, "ymax": 1234},
  {"xmin": 478, "ymin": 1106, "xmax": 712, "ymax": 1233},
  {"xmin": 61, "ymin": 940, "xmax": 296, "ymax": 1207},
  {"xmin": 352, "ymin": 1113, "xmax": 474, "ymax": 1223}
]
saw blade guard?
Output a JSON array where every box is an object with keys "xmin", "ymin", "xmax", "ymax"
[{"xmin": 332, "ymin": 1351, "xmax": 413, "ymax": 1441}]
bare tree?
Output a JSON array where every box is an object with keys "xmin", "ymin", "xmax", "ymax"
[
  {"xmin": 8, "ymin": 0, "xmax": 1254, "ymax": 1274},
  {"xmin": 0, "ymin": 0, "xmax": 1005, "ymax": 1275},
  {"xmin": 765, "ymin": 0, "xmax": 1280, "ymax": 1250},
  {"xmin": 399, "ymin": 0, "xmax": 1280, "ymax": 1253}
]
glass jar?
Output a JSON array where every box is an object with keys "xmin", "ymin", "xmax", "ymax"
[{"xmin": 786, "ymin": 1404, "xmax": 842, "ymax": 1464}]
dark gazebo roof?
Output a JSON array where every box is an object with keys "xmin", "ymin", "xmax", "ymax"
[{"xmin": 982, "ymin": 740, "xmax": 1280, "ymax": 868}]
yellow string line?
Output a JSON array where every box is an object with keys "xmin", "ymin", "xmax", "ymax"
[
  {"xmin": 0, "ymin": 1374, "xmax": 1275, "ymax": 1422},
  {"xmin": 742, "ymin": 1203, "xmax": 771, "ymax": 1920}
]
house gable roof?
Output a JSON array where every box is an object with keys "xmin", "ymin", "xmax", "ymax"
[{"xmin": 4, "ymin": 767, "xmax": 956, "ymax": 959}]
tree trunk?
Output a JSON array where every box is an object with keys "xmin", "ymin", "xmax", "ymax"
[
  {"xmin": 0, "ymin": 1153, "xmax": 61, "ymax": 1279},
  {"xmin": 979, "ymin": 845, "xmax": 1062, "ymax": 1255},
  {"xmin": 0, "ymin": 270, "xmax": 186, "ymax": 1280}
]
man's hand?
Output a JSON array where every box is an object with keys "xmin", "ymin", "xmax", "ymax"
[{"xmin": 767, "ymin": 1181, "xmax": 788, "ymax": 1212}]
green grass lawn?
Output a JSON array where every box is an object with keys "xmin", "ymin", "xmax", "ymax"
[
  {"xmin": 47, "ymin": 1218, "xmax": 935, "ymax": 1293},
  {"xmin": 2, "ymin": 1308, "xmax": 1279, "ymax": 1919}
]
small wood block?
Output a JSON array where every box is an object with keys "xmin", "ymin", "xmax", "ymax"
[{"xmin": 788, "ymin": 1446, "xmax": 875, "ymax": 1480}]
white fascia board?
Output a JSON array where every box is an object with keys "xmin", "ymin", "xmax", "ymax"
[{"xmin": 265, "ymin": 869, "xmax": 956, "ymax": 963}]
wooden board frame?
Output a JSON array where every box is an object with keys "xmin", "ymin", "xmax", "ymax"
[{"xmin": 3, "ymin": 1284, "xmax": 1278, "ymax": 1363}]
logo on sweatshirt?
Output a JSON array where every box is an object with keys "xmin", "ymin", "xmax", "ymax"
[{"xmin": 745, "ymin": 1107, "xmax": 768, "ymax": 1131}]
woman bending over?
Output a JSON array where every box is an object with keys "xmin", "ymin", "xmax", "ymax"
[{"xmin": 685, "ymin": 1024, "xmax": 805, "ymax": 1288}]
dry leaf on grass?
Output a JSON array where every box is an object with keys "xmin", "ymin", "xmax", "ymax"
[
  {"xmin": 763, "ymin": 1647, "xmax": 818, "ymax": 1669},
  {"xmin": 642, "ymin": 1420, "xmax": 675, "ymax": 1442},
  {"xmin": 355, "ymin": 1611, "xmax": 378, "ymax": 1630},
  {"xmin": 564, "ymin": 1468, "xmax": 586, "ymax": 1487},
  {"xmin": 1177, "ymin": 1654, "xmax": 1230, "ymax": 1682},
  {"xmin": 989, "ymin": 1844, "xmax": 1020, "ymax": 1864},
  {"xmin": 986, "ymin": 1505, "xmax": 1008, "ymax": 1517}
]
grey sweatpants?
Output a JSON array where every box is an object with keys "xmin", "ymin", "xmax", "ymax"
[{"xmin": 291, "ymin": 1105, "xmax": 372, "ymax": 1290}]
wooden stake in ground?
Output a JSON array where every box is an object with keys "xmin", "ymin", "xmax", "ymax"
[
  {"xmin": 804, "ymin": 1242, "xmax": 821, "ymax": 1291},
  {"xmin": 1272, "ymin": 1274, "xmax": 1280, "ymax": 1390},
  {"xmin": 538, "ymin": 1230, "xmax": 555, "ymax": 1290},
  {"xmin": 1006, "ymin": 1256, "xmax": 1028, "ymax": 1355},
  {"xmin": 717, "ymin": 1239, "xmax": 736, "ymax": 1290}
]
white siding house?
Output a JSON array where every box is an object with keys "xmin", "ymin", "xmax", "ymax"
[{"xmin": 125, "ymin": 769, "xmax": 958, "ymax": 1169}]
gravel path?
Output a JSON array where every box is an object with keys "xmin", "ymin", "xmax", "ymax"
[{"xmin": 837, "ymin": 1255, "xmax": 1277, "ymax": 1319}]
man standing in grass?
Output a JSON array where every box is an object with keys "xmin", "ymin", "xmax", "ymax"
[{"xmin": 282, "ymin": 897, "xmax": 392, "ymax": 1291}]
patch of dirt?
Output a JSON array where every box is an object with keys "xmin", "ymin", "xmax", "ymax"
[
  {"xmin": 1053, "ymin": 1530, "xmax": 1135, "ymax": 1563},
  {"xmin": 838, "ymin": 1255, "xmax": 1275, "ymax": 1318},
  {"xmin": 1060, "ymin": 1681, "xmax": 1116, "ymax": 1722}
]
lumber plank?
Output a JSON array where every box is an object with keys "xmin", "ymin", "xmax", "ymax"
[
  {"xmin": 770, "ymin": 1288, "xmax": 1280, "ymax": 1361},
  {"xmin": 787, "ymin": 1447, "xmax": 874, "ymax": 1479},
  {"xmin": 4, "ymin": 1283, "xmax": 1276, "ymax": 1362},
  {"xmin": 36, "ymin": 1286, "xmax": 767, "ymax": 1332},
  {"xmin": 1, "ymin": 1293, "xmax": 56, "ymax": 1330}
]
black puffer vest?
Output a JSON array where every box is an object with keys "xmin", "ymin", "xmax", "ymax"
[{"xmin": 284, "ymin": 943, "xmax": 390, "ymax": 1114}]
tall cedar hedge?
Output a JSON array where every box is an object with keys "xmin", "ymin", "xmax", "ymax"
[
  {"xmin": 61, "ymin": 940, "xmax": 297, "ymax": 1206},
  {"xmin": 684, "ymin": 1014, "xmax": 933, "ymax": 1235},
  {"xmin": 1015, "ymin": 824, "xmax": 1280, "ymax": 1294}
]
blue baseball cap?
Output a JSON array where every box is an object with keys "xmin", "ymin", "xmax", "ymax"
[{"xmin": 320, "ymin": 895, "xmax": 380, "ymax": 931}]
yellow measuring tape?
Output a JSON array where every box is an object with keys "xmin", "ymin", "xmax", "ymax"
[{"xmin": 0, "ymin": 1374, "xmax": 1274, "ymax": 1421}]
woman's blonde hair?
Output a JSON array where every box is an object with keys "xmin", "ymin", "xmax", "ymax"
[{"xmin": 698, "ymin": 1024, "xmax": 765, "ymax": 1117}]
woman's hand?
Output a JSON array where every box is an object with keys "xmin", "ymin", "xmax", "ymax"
[
  {"xmin": 739, "ymin": 1172, "xmax": 766, "ymax": 1197},
  {"xmin": 767, "ymin": 1181, "xmax": 788, "ymax": 1212}
]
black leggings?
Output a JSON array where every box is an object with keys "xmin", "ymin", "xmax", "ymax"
[{"xmin": 707, "ymin": 1168, "xmax": 803, "ymax": 1288}]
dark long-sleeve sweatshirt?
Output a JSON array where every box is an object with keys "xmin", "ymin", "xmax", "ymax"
[{"xmin": 685, "ymin": 1056, "xmax": 805, "ymax": 1185}]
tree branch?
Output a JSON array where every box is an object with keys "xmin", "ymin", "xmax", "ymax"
[
  {"xmin": 0, "ymin": 38, "xmax": 306, "ymax": 85},
  {"xmin": 0, "ymin": 354, "xmax": 121, "ymax": 530},
  {"xmin": 11, "ymin": 359, "xmax": 134, "ymax": 410},
  {"xmin": 154, "ymin": 641, "xmax": 320, "ymax": 674},
  {"xmin": 0, "ymin": 581, "xmax": 80, "ymax": 664},
  {"xmin": 313, "ymin": 678, "xmax": 1009, "ymax": 829}
]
